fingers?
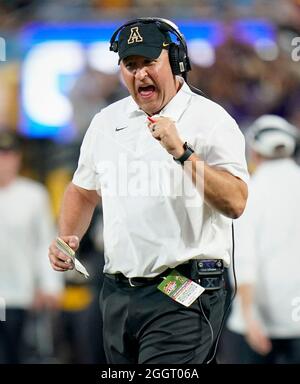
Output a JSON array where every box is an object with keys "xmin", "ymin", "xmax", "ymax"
[
  {"xmin": 150, "ymin": 125, "xmax": 162, "ymax": 140},
  {"xmin": 251, "ymin": 335, "xmax": 272, "ymax": 355},
  {"xmin": 61, "ymin": 235, "xmax": 80, "ymax": 251},
  {"xmin": 147, "ymin": 116, "xmax": 173, "ymax": 135},
  {"xmin": 51, "ymin": 259, "xmax": 73, "ymax": 272},
  {"xmin": 49, "ymin": 251, "xmax": 74, "ymax": 272},
  {"xmin": 147, "ymin": 119, "xmax": 162, "ymax": 141},
  {"xmin": 246, "ymin": 323, "xmax": 272, "ymax": 355},
  {"xmin": 48, "ymin": 236, "xmax": 79, "ymax": 272},
  {"xmin": 147, "ymin": 117, "xmax": 182, "ymax": 155}
]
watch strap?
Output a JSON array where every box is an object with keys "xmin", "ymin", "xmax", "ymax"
[{"xmin": 173, "ymin": 142, "xmax": 194, "ymax": 164}]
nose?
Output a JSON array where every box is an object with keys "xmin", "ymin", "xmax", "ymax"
[{"xmin": 135, "ymin": 66, "xmax": 148, "ymax": 80}]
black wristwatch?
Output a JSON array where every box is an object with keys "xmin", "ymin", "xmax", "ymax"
[{"xmin": 173, "ymin": 142, "xmax": 194, "ymax": 165}]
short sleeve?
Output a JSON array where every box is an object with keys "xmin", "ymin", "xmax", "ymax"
[
  {"xmin": 72, "ymin": 114, "xmax": 99, "ymax": 190},
  {"xmin": 203, "ymin": 115, "xmax": 249, "ymax": 183}
]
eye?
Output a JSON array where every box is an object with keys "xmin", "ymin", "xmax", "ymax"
[
  {"xmin": 125, "ymin": 62, "xmax": 133, "ymax": 70},
  {"xmin": 144, "ymin": 59, "xmax": 155, "ymax": 66},
  {"xmin": 124, "ymin": 61, "xmax": 138, "ymax": 73}
]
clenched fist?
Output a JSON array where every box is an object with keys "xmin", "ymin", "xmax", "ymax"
[{"xmin": 147, "ymin": 116, "xmax": 185, "ymax": 159}]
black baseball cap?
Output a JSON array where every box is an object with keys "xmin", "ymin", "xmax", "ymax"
[
  {"xmin": 118, "ymin": 22, "xmax": 172, "ymax": 62},
  {"xmin": 0, "ymin": 131, "xmax": 21, "ymax": 151}
]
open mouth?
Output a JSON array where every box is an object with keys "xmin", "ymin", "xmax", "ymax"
[{"xmin": 138, "ymin": 85, "xmax": 156, "ymax": 98}]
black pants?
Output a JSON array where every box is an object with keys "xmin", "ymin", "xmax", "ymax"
[
  {"xmin": 0, "ymin": 308, "xmax": 26, "ymax": 364},
  {"xmin": 100, "ymin": 274, "xmax": 226, "ymax": 364},
  {"xmin": 218, "ymin": 328, "xmax": 300, "ymax": 364}
]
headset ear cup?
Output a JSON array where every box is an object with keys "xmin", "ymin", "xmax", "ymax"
[
  {"xmin": 168, "ymin": 43, "xmax": 180, "ymax": 75},
  {"xmin": 168, "ymin": 43, "xmax": 188, "ymax": 75}
]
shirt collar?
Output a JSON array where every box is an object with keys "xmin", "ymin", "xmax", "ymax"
[{"xmin": 125, "ymin": 79, "xmax": 194, "ymax": 122}]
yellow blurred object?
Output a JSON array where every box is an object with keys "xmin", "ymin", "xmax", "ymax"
[
  {"xmin": 0, "ymin": 63, "xmax": 19, "ymax": 129},
  {"xmin": 60, "ymin": 285, "xmax": 93, "ymax": 311},
  {"xmin": 46, "ymin": 168, "xmax": 72, "ymax": 219},
  {"xmin": 92, "ymin": 0, "xmax": 132, "ymax": 8}
]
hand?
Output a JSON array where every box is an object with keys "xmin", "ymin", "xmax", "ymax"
[
  {"xmin": 31, "ymin": 290, "xmax": 62, "ymax": 311},
  {"xmin": 147, "ymin": 116, "xmax": 185, "ymax": 158},
  {"xmin": 48, "ymin": 235, "xmax": 79, "ymax": 272},
  {"xmin": 245, "ymin": 317, "xmax": 272, "ymax": 355}
]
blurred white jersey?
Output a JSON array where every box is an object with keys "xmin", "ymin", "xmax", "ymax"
[
  {"xmin": 228, "ymin": 158, "xmax": 300, "ymax": 337},
  {"xmin": 0, "ymin": 177, "xmax": 63, "ymax": 308}
]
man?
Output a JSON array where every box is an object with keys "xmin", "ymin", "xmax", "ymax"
[
  {"xmin": 49, "ymin": 18, "xmax": 248, "ymax": 364},
  {"xmin": 0, "ymin": 130, "xmax": 63, "ymax": 363},
  {"xmin": 225, "ymin": 115, "xmax": 300, "ymax": 363}
]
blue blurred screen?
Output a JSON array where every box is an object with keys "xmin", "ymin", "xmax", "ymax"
[{"xmin": 20, "ymin": 20, "xmax": 275, "ymax": 141}]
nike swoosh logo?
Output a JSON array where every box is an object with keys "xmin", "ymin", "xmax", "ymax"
[
  {"xmin": 162, "ymin": 42, "xmax": 169, "ymax": 47},
  {"xmin": 115, "ymin": 126, "xmax": 127, "ymax": 132}
]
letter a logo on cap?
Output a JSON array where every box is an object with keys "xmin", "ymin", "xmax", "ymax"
[{"xmin": 128, "ymin": 27, "xmax": 143, "ymax": 44}]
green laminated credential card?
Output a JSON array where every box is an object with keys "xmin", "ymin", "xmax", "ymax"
[{"xmin": 157, "ymin": 269, "xmax": 205, "ymax": 307}]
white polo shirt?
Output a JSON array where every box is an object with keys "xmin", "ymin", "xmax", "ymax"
[{"xmin": 73, "ymin": 81, "xmax": 248, "ymax": 277}]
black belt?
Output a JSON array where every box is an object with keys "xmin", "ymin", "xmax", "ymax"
[
  {"xmin": 105, "ymin": 273, "xmax": 164, "ymax": 287},
  {"xmin": 105, "ymin": 259, "xmax": 225, "ymax": 290}
]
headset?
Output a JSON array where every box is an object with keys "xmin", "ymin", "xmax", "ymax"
[
  {"xmin": 109, "ymin": 17, "xmax": 192, "ymax": 80},
  {"xmin": 248, "ymin": 119, "xmax": 298, "ymax": 158},
  {"xmin": 253, "ymin": 127, "xmax": 294, "ymax": 141}
]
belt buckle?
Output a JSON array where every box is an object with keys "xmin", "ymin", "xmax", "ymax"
[{"xmin": 128, "ymin": 278, "xmax": 136, "ymax": 287}]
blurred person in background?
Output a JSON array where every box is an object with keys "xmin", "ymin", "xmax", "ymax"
[
  {"xmin": 0, "ymin": 130, "xmax": 63, "ymax": 364},
  {"xmin": 222, "ymin": 115, "xmax": 300, "ymax": 364},
  {"xmin": 49, "ymin": 18, "xmax": 248, "ymax": 364}
]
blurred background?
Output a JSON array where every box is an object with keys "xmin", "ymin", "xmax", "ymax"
[{"xmin": 0, "ymin": 0, "xmax": 300, "ymax": 364}]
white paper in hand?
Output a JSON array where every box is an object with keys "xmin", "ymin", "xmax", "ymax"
[
  {"xmin": 56, "ymin": 237, "xmax": 89, "ymax": 279},
  {"xmin": 74, "ymin": 259, "xmax": 90, "ymax": 279}
]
